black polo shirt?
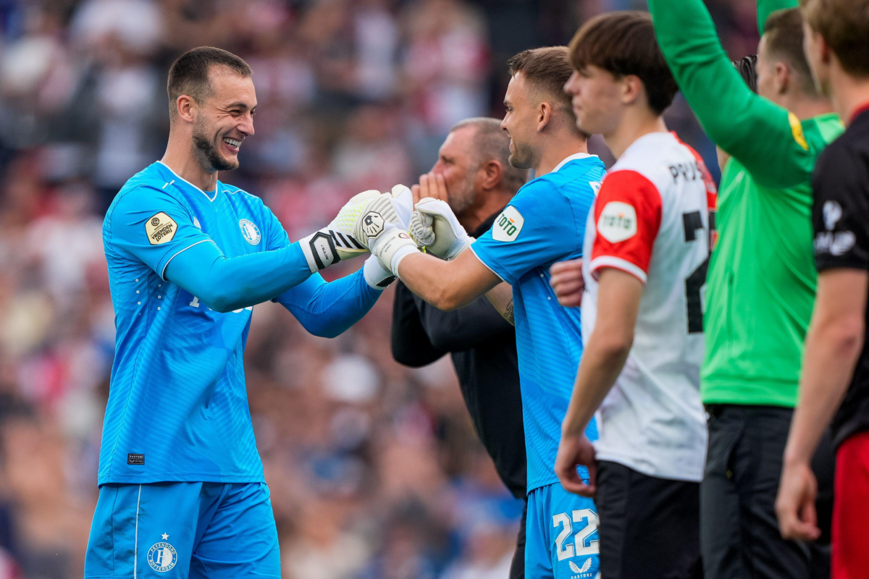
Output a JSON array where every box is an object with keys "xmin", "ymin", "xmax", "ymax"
[{"xmin": 391, "ymin": 212, "xmax": 526, "ymax": 498}]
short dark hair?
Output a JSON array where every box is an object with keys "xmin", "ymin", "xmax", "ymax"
[
  {"xmin": 167, "ymin": 47, "xmax": 252, "ymax": 118},
  {"xmin": 764, "ymin": 8, "xmax": 820, "ymax": 96},
  {"xmin": 800, "ymin": 0, "xmax": 869, "ymax": 78},
  {"xmin": 450, "ymin": 118, "xmax": 529, "ymax": 193},
  {"xmin": 568, "ymin": 11, "xmax": 678, "ymax": 115},
  {"xmin": 507, "ymin": 47, "xmax": 583, "ymax": 135}
]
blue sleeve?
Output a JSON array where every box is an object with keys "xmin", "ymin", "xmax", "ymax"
[
  {"xmin": 164, "ymin": 238, "xmax": 314, "ymax": 313},
  {"xmin": 470, "ymin": 181, "xmax": 584, "ymax": 285},
  {"xmin": 108, "ymin": 185, "xmax": 215, "ymax": 280},
  {"xmin": 258, "ymin": 202, "xmax": 380, "ymax": 337},
  {"xmin": 273, "ymin": 270, "xmax": 379, "ymax": 338}
]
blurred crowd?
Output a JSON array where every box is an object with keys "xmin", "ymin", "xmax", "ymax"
[{"xmin": 0, "ymin": 0, "xmax": 762, "ymax": 577}]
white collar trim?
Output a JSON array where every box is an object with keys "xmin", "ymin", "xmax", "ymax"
[
  {"xmin": 157, "ymin": 161, "xmax": 218, "ymax": 202},
  {"xmin": 553, "ymin": 152, "xmax": 597, "ymax": 173}
]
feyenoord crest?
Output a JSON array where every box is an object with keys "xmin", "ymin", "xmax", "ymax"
[
  {"xmin": 362, "ymin": 212, "xmax": 385, "ymax": 238},
  {"xmin": 239, "ymin": 219, "xmax": 261, "ymax": 245},
  {"xmin": 147, "ymin": 538, "xmax": 178, "ymax": 573}
]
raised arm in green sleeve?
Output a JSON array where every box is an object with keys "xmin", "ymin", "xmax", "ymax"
[
  {"xmin": 648, "ymin": 0, "xmax": 813, "ymax": 187},
  {"xmin": 757, "ymin": 0, "xmax": 797, "ymax": 35}
]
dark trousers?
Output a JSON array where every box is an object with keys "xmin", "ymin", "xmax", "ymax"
[
  {"xmin": 509, "ymin": 499, "xmax": 527, "ymax": 579},
  {"xmin": 597, "ymin": 460, "xmax": 703, "ymax": 579},
  {"xmin": 702, "ymin": 405, "xmax": 832, "ymax": 579}
]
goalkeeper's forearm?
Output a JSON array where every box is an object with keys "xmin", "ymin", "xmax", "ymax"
[
  {"xmin": 165, "ymin": 240, "xmax": 312, "ymax": 313},
  {"xmin": 273, "ymin": 269, "xmax": 379, "ymax": 338},
  {"xmin": 648, "ymin": 0, "xmax": 799, "ymax": 168},
  {"xmin": 758, "ymin": 0, "xmax": 797, "ymax": 36}
]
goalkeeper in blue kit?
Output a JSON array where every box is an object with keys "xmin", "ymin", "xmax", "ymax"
[{"xmin": 85, "ymin": 47, "xmax": 405, "ymax": 578}]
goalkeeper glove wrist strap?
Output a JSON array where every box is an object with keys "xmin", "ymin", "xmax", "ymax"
[
  {"xmin": 371, "ymin": 227, "xmax": 419, "ymax": 276},
  {"xmin": 363, "ymin": 256, "xmax": 396, "ymax": 289},
  {"xmin": 299, "ymin": 231, "xmax": 340, "ymax": 273}
]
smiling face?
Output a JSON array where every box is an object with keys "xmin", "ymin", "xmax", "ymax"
[
  {"xmin": 563, "ymin": 64, "xmax": 623, "ymax": 137},
  {"xmin": 190, "ymin": 66, "xmax": 257, "ymax": 172},
  {"xmin": 500, "ymin": 73, "xmax": 540, "ymax": 169}
]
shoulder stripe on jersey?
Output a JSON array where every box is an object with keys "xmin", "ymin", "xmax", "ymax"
[
  {"xmin": 160, "ymin": 239, "xmax": 216, "ymax": 281},
  {"xmin": 589, "ymin": 255, "xmax": 648, "ymax": 284},
  {"xmin": 162, "ymin": 180, "xmax": 175, "ymax": 189}
]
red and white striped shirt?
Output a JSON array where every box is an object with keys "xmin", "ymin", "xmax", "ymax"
[{"xmin": 582, "ymin": 131, "xmax": 717, "ymax": 481}]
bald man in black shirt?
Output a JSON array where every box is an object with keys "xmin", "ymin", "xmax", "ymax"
[{"xmin": 392, "ymin": 117, "xmax": 529, "ymax": 579}]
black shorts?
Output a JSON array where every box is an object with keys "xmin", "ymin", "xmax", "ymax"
[{"xmin": 596, "ymin": 460, "xmax": 702, "ymax": 579}]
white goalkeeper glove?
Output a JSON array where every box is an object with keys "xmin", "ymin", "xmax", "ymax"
[
  {"xmin": 350, "ymin": 194, "xmax": 419, "ymax": 276},
  {"xmin": 362, "ymin": 256, "xmax": 396, "ymax": 289},
  {"xmin": 409, "ymin": 198, "xmax": 471, "ymax": 260},
  {"xmin": 359, "ymin": 184, "xmax": 416, "ymax": 289},
  {"xmin": 298, "ymin": 189, "xmax": 380, "ymax": 272},
  {"xmin": 298, "ymin": 185, "xmax": 416, "ymax": 274}
]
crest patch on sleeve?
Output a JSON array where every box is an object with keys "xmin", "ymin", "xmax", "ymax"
[
  {"xmin": 597, "ymin": 202, "xmax": 637, "ymax": 243},
  {"xmin": 492, "ymin": 206, "xmax": 524, "ymax": 242},
  {"xmin": 145, "ymin": 212, "xmax": 178, "ymax": 245}
]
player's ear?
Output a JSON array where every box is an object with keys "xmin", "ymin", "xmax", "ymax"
[
  {"xmin": 176, "ymin": 95, "xmax": 196, "ymax": 124},
  {"xmin": 479, "ymin": 160, "xmax": 502, "ymax": 191},
  {"xmin": 620, "ymin": 75, "xmax": 642, "ymax": 106},
  {"xmin": 537, "ymin": 101, "xmax": 553, "ymax": 132},
  {"xmin": 774, "ymin": 62, "xmax": 789, "ymax": 95}
]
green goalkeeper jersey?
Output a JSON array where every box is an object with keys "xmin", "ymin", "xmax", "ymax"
[{"xmin": 648, "ymin": 0, "xmax": 843, "ymax": 406}]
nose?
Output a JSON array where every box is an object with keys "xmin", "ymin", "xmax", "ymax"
[
  {"xmin": 239, "ymin": 112, "xmax": 255, "ymax": 137},
  {"xmin": 500, "ymin": 116, "xmax": 508, "ymax": 131}
]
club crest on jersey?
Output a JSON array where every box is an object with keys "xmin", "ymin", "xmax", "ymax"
[
  {"xmin": 147, "ymin": 539, "xmax": 177, "ymax": 572},
  {"xmin": 145, "ymin": 213, "xmax": 178, "ymax": 245},
  {"xmin": 597, "ymin": 202, "xmax": 637, "ymax": 243},
  {"xmin": 493, "ymin": 206, "xmax": 524, "ymax": 242},
  {"xmin": 239, "ymin": 219, "xmax": 261, "ymax": 245}
]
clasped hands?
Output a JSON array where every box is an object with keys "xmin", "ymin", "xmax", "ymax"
[{"xmin": 300, "ymin": 173, "xmax": 472, "ymax": 281}]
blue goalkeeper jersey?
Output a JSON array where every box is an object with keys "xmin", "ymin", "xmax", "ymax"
[
  {"xmin": 99, "ymin": 162, "xmax": 292, "ymax": 485},
  {"xmin": 471, "ymin": 154, "xmax": 605, "ymax": 492}
]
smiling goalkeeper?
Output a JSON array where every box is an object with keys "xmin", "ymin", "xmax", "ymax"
[
  {"xmin": 647, "ymin": 0, "xmax": 843, "ymax": 577},
  {"xmin": 85, "ymin": 47, "xmax": 406, "ymax": 579}
]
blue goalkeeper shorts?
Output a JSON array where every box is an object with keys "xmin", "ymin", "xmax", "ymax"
[
  {"xmin": 85, "ymin": 482, "xmax": 280, "ymax": 578},
  {"xmin": 526, "ymin": 482, "xmax": 600, "ymax": 579}
]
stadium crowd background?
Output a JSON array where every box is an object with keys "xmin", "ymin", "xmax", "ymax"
[{"xmin": 0, "ymin": 0, "xmax": 763, "ymax": 577}]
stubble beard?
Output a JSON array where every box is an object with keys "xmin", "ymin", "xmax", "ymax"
[
  {"xmin": 508, "ymin": 141, "xmax": 534, "ymax": 170},
  {"xmin": 192, "ymin": 122, "xmax": 238, "ymax": 172},
  {"xmin": 449, "ymin": 168, "xmax": 478, "ymax": 217}
]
